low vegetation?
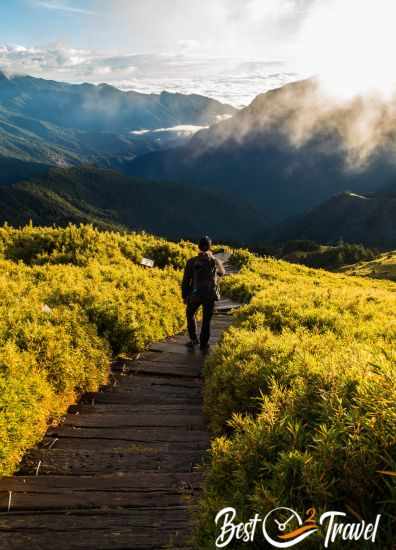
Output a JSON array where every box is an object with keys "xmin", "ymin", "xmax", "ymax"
[
  {"xmin": 198, "ymin": 251, "xmax": 396, "ymax": 548},
  {"xmin": 2, "ymin": 222, "xmax": 394, "ymax": 548},
  {"xmin": 341, "ymin": 250, "xmax": 396, "ymax": 282},
  {"xmin": 0, "ymin": 224, "xmax": 196, "ymax": 475},
  {"xmin": 254, "ymin": 240, "xmax": 378, "ymax": 270}
]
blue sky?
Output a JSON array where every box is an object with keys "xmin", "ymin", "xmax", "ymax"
[
  {"xmin": 1, "ymin": 0, "xmax": 312, "ymax": 53},
  {"xmin": 1, "ymin": 1, "xmax": 96, "ymax": 47}
]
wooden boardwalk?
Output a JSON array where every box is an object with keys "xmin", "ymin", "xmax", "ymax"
[{"xmin": 0, "ymin": 256, "xmax": 239, "ymax": 549}]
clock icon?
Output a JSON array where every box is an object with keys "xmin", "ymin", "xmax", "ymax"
[{"xmin": 262, "ymin": 507, "xmax": 318, "ymax": 548}]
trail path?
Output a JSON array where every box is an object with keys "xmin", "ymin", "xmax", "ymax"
[{"xmin": 0, "ymin": 254, "xmax": 239, "ymax": 549}]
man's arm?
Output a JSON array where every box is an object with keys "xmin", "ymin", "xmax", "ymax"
[{"xmin": 181, "ymin": 259, "xmax": 193, "ymax": 302}]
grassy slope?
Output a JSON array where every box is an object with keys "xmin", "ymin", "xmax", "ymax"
[
  {"xmin": 197, "ymin": 251, "xmax": 396, "ymax": 548},
  {"xmin": 0, "ymin": 224, "xmax": 198, "ymax": 475},
  {"xmin": 340, "ymin": 251, "xmax": 396, "ymax": 281}
]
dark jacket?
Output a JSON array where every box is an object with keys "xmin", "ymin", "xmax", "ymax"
[{"xmin": 182, "ymin": 252, "xmax": 225, "ymax": 302}]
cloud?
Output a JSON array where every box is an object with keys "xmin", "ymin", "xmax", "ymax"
[
  {"xmin": 131, "ymin": 125, "xmax": 209, "ymax": 136},
  {"xmin": 0, "ymin": 44, "xmax": 301, "ymax": 106},
  {"xmin": 177, "ymin": 40, "xmax": 201, "ymax": 54},
  {"xmin": 295, "ymin": 0, "xmax": 396, "ymax": 99},
  {"xmin": 93, "ymin": 0, "xmax": 313, "ymax": 59},
  {"xmin": 33, "ymin": 0, "xmax": 95, "ymax": 15}
]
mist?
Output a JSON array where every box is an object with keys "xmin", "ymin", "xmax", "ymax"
[
  {"xmin": 290, "ymin": 0, "xmax": 396, "ymax": 165},
  {"xmin": 197, "ymin": 0, "xmax": 396, "ymax": 168}
]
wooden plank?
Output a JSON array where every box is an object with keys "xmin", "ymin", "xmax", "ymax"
[
  {"xmin": 100, "ymin": 382, "xmax": 202, "ymax": 396},
  {"xmin": 123, "ymin": 361, "xmax": 201, "ymax": 378},
  {"xmin": 0, "ymin": 529, "xmax": 190, "ymax": 550},
  {"xmin": 0, "ymin": 473, "xmax": 202, "ymax": 492},
  {"xmin": 0, "ymin": 507, "xmax": 194, "ymax": 529},
  {"xmin": 38, "ymin": 438, "xmax": 207, "ymax": 452},
  {"xmin": 19, "ymin": 449, "xmax": 205, "ymax": 475},
  {"xmin": 0, "ymin": 487, "xmax": 197, "ymax": 511},
  {"xmin": 92, "ymin": 391, "xmax": 202, "ymax": 406},
  {"xmin": 46, "ymin": 427, "xmax": 209, "ymax": 444},
  {"xmin": 68, "ymin": 404, "xmax": 203, "ymax": 416},
  {"xmin": 118, "ymin": 375, "xmax": 202, "ymax": 388},
  {"xmin": 149, "ymin": 342, "xmax": 201, "ymax": 354},
  {"xmin": 137, "ymin": 351, "xmax": 203, "ymax": 365},
  {"xmin": 63, "ymin": 413, "xmax": 205, "ymax": 429}
]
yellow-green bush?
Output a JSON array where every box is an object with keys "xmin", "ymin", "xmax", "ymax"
[
  {"xmin": 0, "ymin": 223, "xmax": 196, "ymax": 268},
  {"xmin": 198, "ymin": 252, "xmax": 396, "ymax": 548},
  {"xmin": 0, "ymin": 224, "xmax": 193, "ymax": 475}
]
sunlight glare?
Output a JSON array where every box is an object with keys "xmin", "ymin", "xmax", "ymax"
[{"xmin": 297, "ymin": 0, "xmax": 396, "ymax": 100}]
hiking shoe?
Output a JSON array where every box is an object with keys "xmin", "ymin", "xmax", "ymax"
[
  {"xmin": 200, "ymin": 343, "xmax": 210, "ymax": 352},
  {"xmin": 186, "ymin": 339, "xmax": 199, "ymax": 349}
]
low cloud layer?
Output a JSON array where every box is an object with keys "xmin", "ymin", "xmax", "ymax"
[{"xmin": 0, "ymin": 44, "xmax": 300, "ymax": 106}]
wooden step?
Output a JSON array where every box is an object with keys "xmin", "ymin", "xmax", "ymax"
[
  {"xmin": 91, "ymin": 390, "xmax": 202, "ymax": 406},
  {"xmin": 68, "ymin": 404, "xmax": 203, "ymax": 416},
  {"xmin": 116, "ymin": 360, "xmax": 201, "ymax": 379},
  {"xmin": 46, "ymin": 427, "xmax": 209, "ymax": 445},
  {"xmin": 19, "ymin": 448, "xmax": 205, "ymax": 476},
  {"xmin": 0, "ymin": 286, "xmax": 241, "ymax": 549},
  {"xmin": 62, "ymin": 413, "xmax": 206, "ymax": 430}
]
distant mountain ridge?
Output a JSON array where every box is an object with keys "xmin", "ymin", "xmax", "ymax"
[
  {"xmin": 0, "ymin": 71, "xmax": 236, "ymax": 167},
  {"xmin": 4, "ymin": 75, "xmax": 396, "ymax": 249},
  {"xmin": 0, "ymin": 165, "xmax": 261, "ymax": 242},
  {"xmin": 273, "ymin": 189, "xmax": 396, "ymax": 249},
  {"xmin": 127, "ymin": 79, "xmax": 396, "ymax": 225}
]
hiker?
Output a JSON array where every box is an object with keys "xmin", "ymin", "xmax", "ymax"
[{"xmin": 182, "ymin": 236, "xmax": 225, "ymax": 351}]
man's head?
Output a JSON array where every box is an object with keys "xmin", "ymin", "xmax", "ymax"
[{"xmin": 199, "ymin": 236, "xmax": 212, "ymax": 252}]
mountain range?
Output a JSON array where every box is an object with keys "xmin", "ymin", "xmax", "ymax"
[
  {"xmin": 0, "ymin": 165, "xmax": 260, "ymax": 243},
  {"xmin": 0, "ymin": 70, "xmax": 235, "ymax": 167},
  {"xmin": 127, "ymin": 80, "xmax": 396, "ymax": 228},
  {"xmin": 2, "ymin": 73, "xmax": 396, "ymax": 249}
]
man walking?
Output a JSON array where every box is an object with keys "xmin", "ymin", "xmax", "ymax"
[{"xmin": 182, "ymin": 236, "xmax": 225, "ymax": 351}]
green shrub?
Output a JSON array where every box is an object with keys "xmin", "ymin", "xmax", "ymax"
[
  {"xmin": 0, "ymin": 224, "xmax": 191, "ymax": 474},
  {"xmin": 198, "ymin": 254, "xmax": 396, "ymax": 548}
]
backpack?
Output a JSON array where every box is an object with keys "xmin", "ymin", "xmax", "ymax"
[{"xmin": 190, "ymin": 254, "xmax": 220, "ymax": 302}]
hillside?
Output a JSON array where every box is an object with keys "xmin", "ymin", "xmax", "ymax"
[
  {"xmin": 0, "ymin": 156, "xmax": 51, "ymax": 185},
  {"xmin": 340, "ymin": 250, "xmax": 396, "ymax": 281},
  {"xmin": 0, "ymin": 165, "xmax": 262, "ymax": 242},
  {"xmin": 197, "ymin": 250, "xmax": 396, "ymax": 548},
  {"xmin": 0, "ymin": 225, "xmax": 393, "ymax": 547},
  {"xmin": 273, "ymin": 190, "xmax": 396, "ymax": 248},
  {"xmin": 0, "ymin": 224, "xmax": 198, "ymax": 475},
  {"xmin": 127, "ymin": 79, "xmax": 396, "ymax": 225},
  {"xmin": 0, "ymin": 71, "xmax": 235, "ymax": 166}
]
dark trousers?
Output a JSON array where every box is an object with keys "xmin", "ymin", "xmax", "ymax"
[{"xmin": 186, "ymin": 298, "xmax": 215, "ymax": 346}]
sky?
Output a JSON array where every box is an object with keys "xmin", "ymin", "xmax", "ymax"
[
  {"xmin": 0, "ymin": 0, "xmax": 313, "ymax": 106},
  {"xmin": 1, "ymin": 1, "xmax": 396, "ymax": 106},
  {"xmin": 1, "ymin": 1, "xmax": 312, "ymax": 55}
]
